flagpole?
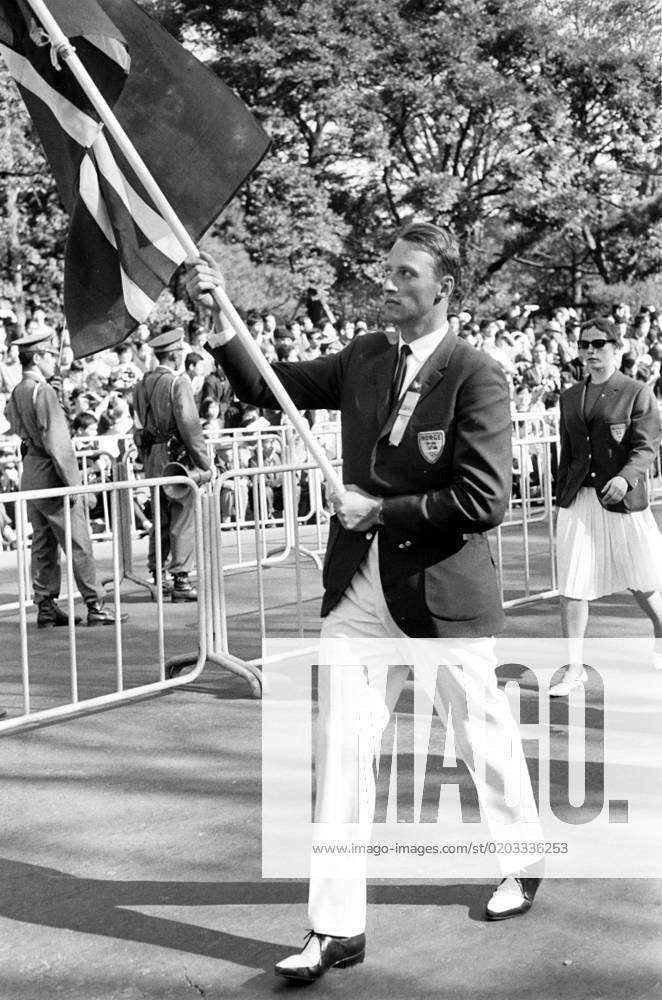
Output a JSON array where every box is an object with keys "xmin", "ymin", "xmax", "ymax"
[{"xmin": 23, "ymin": 0, "xmax": 343, "ymax": 493}]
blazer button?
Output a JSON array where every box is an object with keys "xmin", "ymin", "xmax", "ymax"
[
  {"xmin": 590, "ymin": 472, "xmax": 596, "ymax": 478},
  {"xmin": 398, "ymin": 542, "xmax": 405, "ymax": 549},
  {"xmin": 404, "ymin": 540, "xmax": 412, "ymax": 547},
  {"xmin": 365, "ymin": 532, "xmax": 374, "ymax": 540}
]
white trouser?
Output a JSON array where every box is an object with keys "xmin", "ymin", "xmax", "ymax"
[{"xmin": 308, "ymin": 537, "xmax": 542, "ymax": 937}]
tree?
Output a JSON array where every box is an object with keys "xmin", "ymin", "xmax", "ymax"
[
  {"xmin": 1, "ymin": 0, "xmax": 660, "ymax": 328},
  {"xmin": 153, "ymin": 0, "xmax": 662, "ymax": 316},
  {"xmin": 0, "ymin": 72, "xmax": 67, "ymax": 323}
]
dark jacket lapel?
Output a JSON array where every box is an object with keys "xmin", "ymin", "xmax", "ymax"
[
  {"xmin": 584, "ymin": 371, "xmax": 621, "ymax": 425},
  {"xmin": 564, "ymin": 377, "xmax": 588, "ymax": 428},
  {"xmin": 415, "ymin": 329, "xmax": 458, "ymax": 404},
  {"xmin": 377, "ymin": 330, "xmax": 458, "ymax": 441},
  {"xmin": 372, "ymin": 339, "xmax": 399, "ymax": 430}
]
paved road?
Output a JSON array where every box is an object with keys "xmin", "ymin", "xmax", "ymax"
[{"xmin": 0, "ymin": 531, "xmax": 660, "ymax": 999}]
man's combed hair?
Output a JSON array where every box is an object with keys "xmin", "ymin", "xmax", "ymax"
[{"xmin": 398, "ymin": 222, "xmax": 461, "ymax": 288}]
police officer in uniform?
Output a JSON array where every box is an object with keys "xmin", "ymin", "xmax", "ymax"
[
  {"xmin": 7, "ymin": 331, "xmax": 121, "ymax": 627},
  {"xmin": 132, "ymin": 328, "xmax": 211, "ymax": 601}
]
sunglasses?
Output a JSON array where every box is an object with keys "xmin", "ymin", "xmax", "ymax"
[{"xmin": 578, "ymin": 339, "xmax": 612, "ymax": 350}]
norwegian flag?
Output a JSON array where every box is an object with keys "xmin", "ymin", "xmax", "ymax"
[{"xmin": 0, "ymin": 0, "xmax": 269, "ymax": 357}]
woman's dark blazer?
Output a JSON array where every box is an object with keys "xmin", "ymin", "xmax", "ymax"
[{"xmin": 556, "ymin": 371, "xmax": 661, "ymax": 513}]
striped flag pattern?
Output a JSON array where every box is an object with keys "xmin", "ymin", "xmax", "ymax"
[{"xmin": 0, "ymin": 0, "xmax": 270, "ymax": 358}]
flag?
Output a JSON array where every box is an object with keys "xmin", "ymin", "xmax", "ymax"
[{"xmin": 0, "ymin": 0, "xmax": 270, "ymax": 357}]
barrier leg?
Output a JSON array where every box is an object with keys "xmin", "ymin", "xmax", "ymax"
[
  {"xmin": 165, "ymin": 487, "xmax": 263, "ymax": 697},
  {"xmin": 101, "ymin": 460, "xmax": 155, "ymax": 598}
]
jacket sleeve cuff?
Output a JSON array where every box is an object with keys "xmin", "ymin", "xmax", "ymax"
[
  {"xmin": 207, "ymin": 325, "xmax": 236, "ymax": 348},
  {"xmin": 381, "ymin": 494, "xmax": 428, "ymax": 533},
  {"xmin": 619, "ymin": 467, "xmax": 640, "ymax": 489}
]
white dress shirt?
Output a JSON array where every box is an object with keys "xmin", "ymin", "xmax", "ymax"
[{"xmin": 396, "ymin": 324, "xmax": 448, "ymax": 399}]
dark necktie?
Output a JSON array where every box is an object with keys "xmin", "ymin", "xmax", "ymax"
[{"xmin": 390, "ymin": 344, "xmax": 412, "ymax": 410}]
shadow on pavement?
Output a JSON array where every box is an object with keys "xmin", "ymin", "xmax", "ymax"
[{"xmin": 0, "ymin": 857, "xmax": 494, "ymax": 969}]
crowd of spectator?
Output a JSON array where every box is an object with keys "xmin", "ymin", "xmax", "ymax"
[{"xmin": 0, "ymin": 295, "xmax": 661, "ymax": 545}]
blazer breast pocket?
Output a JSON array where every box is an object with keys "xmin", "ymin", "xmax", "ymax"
[
  {"xmin": 607, "ymin": 420, "xmax": 630, "ymax": 445},
  {"xmin": 411, "ymin": 421, "xmax": 453, "ymax": 466}
]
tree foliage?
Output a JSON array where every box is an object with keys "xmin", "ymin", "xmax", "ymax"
[
  {"xmin": 0, "ymin": 73, "xmax": 66, "ymax": 320},
  {"xmin": 0, "ymin": 0, "xmax": 660, "ymax": 323}
]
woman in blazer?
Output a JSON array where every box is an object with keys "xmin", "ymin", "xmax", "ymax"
[{"xmin": 554, "ymin": 316, "xmax": 662, "ymax": 694}]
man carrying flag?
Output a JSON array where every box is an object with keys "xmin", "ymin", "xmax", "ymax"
[{"xmin": 187, "ymin": 224, "xmax": 545, "ymax": 984}]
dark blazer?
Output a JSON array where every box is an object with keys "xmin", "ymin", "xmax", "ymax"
[
  {"xmin": 556, "ymin": 370, "xmax": 661, "ymax": 512},
  {"xmin": 210, "ymin": 330, "xmax": 512, "ymax": 637}
]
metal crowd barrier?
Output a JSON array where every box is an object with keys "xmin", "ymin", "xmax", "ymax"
[
  {"xmin": 496, "ymin": 430, "xmax": 559, "ymax": 608},
  {"xmin": 0, "ymin": 473, "xmax": 218, "ymax": 734},
  {"xmin": 185, "ymin": 433, "xmax": 561, "ymax": 689},
  {"xmin": 10, "ymin": 404, "xmax": 662, "ymax": 720},
  {"xmin": 202, "ymin": 424, "xmax": 331, "ymax": 569},
  {"xmin": 0, "ymin": 427, "xmax": 565, "ymax": 720},
  {"xmin": 176, "ymin": 457, "xmax": 341, "ymax": 690}
]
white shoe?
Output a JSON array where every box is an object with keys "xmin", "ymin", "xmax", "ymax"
[
  {"xmin": 486, "ymin": 876, "xmax": 542, "ymax": 920},
  {"xmin": 274, "ymin": 931, "xmax": 366, "ymax": 982},
  {"xmin": 276, "ymin": 933, "xmax": 321, "ymax": 973},
  {"xmin": 549, "ymin": 668, "xmax": 588, "ymax": 698}
]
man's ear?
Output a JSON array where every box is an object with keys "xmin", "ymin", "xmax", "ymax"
[{"xmin": 435, "ymin": 277, "xmax": 454, "ymax": 303}]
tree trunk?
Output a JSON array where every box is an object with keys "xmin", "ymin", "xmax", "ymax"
[
  {"xmin": 5, "ymin": 184, "xmax": 25, "ymax": 329},
  {"xmin": 570, "ymin": 248, "xmax": 582, "ymax": 310}
]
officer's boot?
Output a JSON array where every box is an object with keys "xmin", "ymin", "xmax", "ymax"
[
  {"xmin": 37, "ymin": 597, "xmax": 82, "ymax": 629},
  {"xmin": 86, "ymin": 600, "xmax": 128, "ymax": 626},
  {"xmin": 151, "ymin": 571, "xmax": 173, "ymax": 595},
  {"xmin": 171, "ymin": 573, "xmax": 197, "ymax": 602}
]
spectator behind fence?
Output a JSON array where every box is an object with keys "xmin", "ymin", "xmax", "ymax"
[
  {"xmin": 627, "ymin": 313, "xmax": 651, "ymax": 357},
  {"xmin": 130, "ymin": 323, "xmax": 157, "ymax": 374},
  {"xmin": 521, "ymin": 341, "xmax": 560, "ymax": 394},
  {"xmin": 200, "ymin": 358, "xmax": 237, "ymax": 425},
  {"xmin": 200, "ymin": 397, "xmax": 224, "ymax": 434},
  {"xmin": 0, "ymin": 338, "xmax": 22, "ymax": 395}
]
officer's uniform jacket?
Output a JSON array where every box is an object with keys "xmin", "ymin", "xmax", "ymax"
[
  {"xmin": 211, "ymin": 330, "xmax": 512, "ymax": 637},
  {"xmin": 556, "ymin": 370, "xmax": 661, "ymax": 513},
  {"xmin": 132, "ymin": 366, "xmax": 211, "ymax": 479},
  {"xmin": 7, "ymin": 371, "xmax": 81, "ymax": 491}
]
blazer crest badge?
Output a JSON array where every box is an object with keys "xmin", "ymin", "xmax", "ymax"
[
  {"xmin": 609, "ymin": 423, "xmax": 627, "ymax": 443},
  {"xmin": 418, "ymin": 429, "xmax": 445, "ymax": 463}
]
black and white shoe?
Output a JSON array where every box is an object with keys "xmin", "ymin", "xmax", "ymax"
[
  {"xmin": 274, "ymin": 931, "xmax": 366, "ymax": 982},
  {"xmin": 486, "ymin": 877, "xmax": 542, "ymax": 920}
]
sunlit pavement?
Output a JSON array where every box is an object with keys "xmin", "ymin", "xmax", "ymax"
[{"xmin": 0, "ymin": 531, "xmax": 660, "ymax": 999}]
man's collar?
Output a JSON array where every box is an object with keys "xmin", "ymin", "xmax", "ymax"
[{"xmin": 397, "ymin": 322, "xmax": 448, "ymax": 360}]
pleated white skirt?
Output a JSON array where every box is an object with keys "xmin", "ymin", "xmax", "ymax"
[{"xmin": 557, "ymin": 487, "xmax": 662, "ymax": 600}]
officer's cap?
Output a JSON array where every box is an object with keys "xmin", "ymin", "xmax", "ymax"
[
  {"xmin": 13, "ymin": 330, "xmax": 58, "ymax": 351},
  {"xmin": 148, "ymin": 328, "xmax": 185, "ymax": 352}
]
